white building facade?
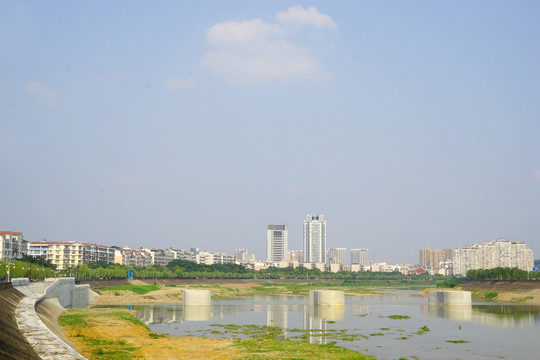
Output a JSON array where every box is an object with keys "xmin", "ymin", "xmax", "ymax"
[
  {"xmin": 0, "ymin": 231, "xmax": 28, "ymax": 261},
  {"xmin": 28, "ymin": 241, "xmax": 115, "ymax": 270},
  {"xmin": 303, "ymin": 214, "xmax": 326, "ymax": 263},
  {"xmin": 267, "ymin": 224, "xmax": 288, "ymax": 262},
  {"xmin": 327, "ymin": 248, "xmax": 347, "ymax": 265},
  {"xmin": 351, "ymin": 248, "xmax": 369, "ymax": 266},
  {"xmin": 453, "ymin": 238, "xmax": 534, "ymax": 276}
]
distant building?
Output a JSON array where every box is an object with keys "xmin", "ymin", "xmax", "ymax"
[
  {"xmin": 288, "ymin": 249, "xmax": 304, "ymax": 262},
  {"xmin": 303, "ymin": 214, "xmax": 326, "ymax": 263},
  {"xmin": 327, "ymin": 248, "xmax": 347, "ymax": 265},
  {"xmin": 112, "ymin": 247, "xmax": 152, "ymax": 267},
  {"xmin": 28, "ymin": 240, "xmax": 115, "ymax": 270},
  {"xmin": 350, "ymin": 248, "xmax": 369, "ymax": 266},
  {"xmin": 453, "ymin": 238, "xmax": 534, "ymax": 276},
  {"xmin": 235, "ymin": 248, "xmax": 255, "ymax": 262},
  {"xmin": 267, "ymin": 224, "xmax": 288, "ymax": 263},
  {"xmin": 326, "ymin": 263, "xmax": 342, "ymax": 273},
  {"xmin": 147, "ymin": 249, "xmax": 176, "ymax": 267},
  {"xmin": 419, "ymin": 248, "xmax": 444, "ymax": 270},
  {"xmin": 0, "ymin": 231, "xmax": 28, "ymax": 261}
]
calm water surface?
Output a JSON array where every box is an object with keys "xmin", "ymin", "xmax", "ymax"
[{"xmin": 113, "ymin": 290, "xmax": 539, "ymax": 360}]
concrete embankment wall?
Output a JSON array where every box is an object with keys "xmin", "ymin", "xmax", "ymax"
[
  {"xmin": 0, "ymin": 283, "xmax": 41, "ymax": 360},
  {"xmin": 13, "ymin": 278, "xmax": 89, "ymax": 360},
  {"xmin": 41, "ymin": 277, "xmax": 92, "ymax": 308},
  {"xmin": 36, "ymin": 297, "xmax": 74, "ymax": 346}
]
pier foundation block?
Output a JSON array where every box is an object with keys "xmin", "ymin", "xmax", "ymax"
[
  {"xmin": 309, "ymin": 290, "xmax": 345, "ymax": 306},
  {"xmin": 428, "ymin": 290, "xmax": 472, "ymax": 306}
]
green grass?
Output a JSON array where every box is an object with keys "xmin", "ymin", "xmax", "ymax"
[
  {"xmin": 87, "ymin": 337, "xmax": 138, "ymax": 360},
  {"xmin": 58, "ymin": 313, "xmax": 88, "ymax": 326},
  {"xmin": 514, "ymin": 296, "xmax": 533, "ymax": 302},
  {"xmin": 250, "ymin": 282, "xmax": 383, "ymax": 296},
  {"xmin": 388, "ymin": 315, "xmax": 411, "ymax": 320},
  {"xmin": 446, "ymin": 340, "xmax": 469, "ymax": 344},
  {"xmin": 235, "ymin": 338, "xmax": 375, "ymax": 359},
  {"xmin": 100, "ymin": 285, "xmax": 160, "ymax": 294},
  {"xmin": 485, "ymin": 292, "xmax": 498, "ymax": 300},
  {"xmin": 109, "ymin": 311, "xmax": 150, "ymax": 329}
]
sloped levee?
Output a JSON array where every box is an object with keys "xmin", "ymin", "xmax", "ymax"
[
  {"xmin": 13, "ymin": 279, "xmax": 89, "ymax": 360},
  {"xmin": 35, "ymin": 297, "xmax": 74, "ymax": 347},
  {"xmin": 0, "ymin": 283, "xmax": 41, "ymax": 360}
]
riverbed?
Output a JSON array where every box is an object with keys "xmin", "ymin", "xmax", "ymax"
[{"xmin": 105, "ymin": 290, "xmax": 539, "ymax": 360}]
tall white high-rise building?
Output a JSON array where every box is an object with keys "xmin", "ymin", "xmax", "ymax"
[
  {"xmin": 327, "ymin": 248, "xmax": 347, "ymax": 265},
  {"xmin": 303, "ymin": 214, "xmax": 326, "ymax": 263},
  {"xmin": 267, "ymin": 224, "xmax": 288, "ymax": 262},
  {"xmin": 351, "ymin": 248, "xmax": 369, "ymax": 266}
]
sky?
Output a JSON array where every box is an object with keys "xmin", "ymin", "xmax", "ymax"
[{"xmin": 1, "ymin": 1, "xmax": 539, "ymax": 264}]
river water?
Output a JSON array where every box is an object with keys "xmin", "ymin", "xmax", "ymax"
[{"xmin": 112, "ymin": 290, "xmax": 539, "ymax": 359}]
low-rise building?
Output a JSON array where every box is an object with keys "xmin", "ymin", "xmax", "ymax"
[
  {"xmin": 27, "ymin": 240, "xmax": 115, "ymax": 270},
  {"xmin": 112, "ymin": 247, "xmax": 152, "ymax": 267},
  {"xmin": 0, "ymin": 231, "xmax": 28, "ymax": 261}
]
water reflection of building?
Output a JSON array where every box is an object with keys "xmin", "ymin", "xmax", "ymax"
[
  {"xmin": 266, "ymin": 305, "xmax": 288, "ymax": 339},
  {"xmin": 131, "ymin": 304, "xmax": 214, "ymax": 324},
  {"xmin": 421, "ymin": 304, "xmax": 540, "ymax": 328},
  {"xmin": 132, "ymin": 305, "xmax": 183, "ymax": 325},
  {"xmin": 260, "ymin": 301, "xmax": 348, "ymax": 343}
]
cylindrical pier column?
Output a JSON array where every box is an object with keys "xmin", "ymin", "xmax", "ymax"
[
  {"xmin": 309, "ymin": 290, "xmax": 345, "ymax": 306},
  {"xmin": 183, "ymin": 290, "xmax": 211, "ymax": 305},
  {"xmin": 428, "ymin": 290, "xmax": 472, "ymax": 306}
]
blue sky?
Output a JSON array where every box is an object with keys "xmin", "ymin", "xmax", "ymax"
[{"xmin": 1, "ymin": 1, "xmax": 539, "ymax": 264}]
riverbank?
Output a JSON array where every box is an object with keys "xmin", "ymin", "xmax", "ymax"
[
  {"xmin": 91, "ymin": 280, "xmax": 386, "ymax": 305},
  {"xmin": 456, "ymin": 280, "xmax": 540, "ymax": 304},
  {"xmin": 59, "ymin": 308, "xmax": 374, "ymax": 360}
]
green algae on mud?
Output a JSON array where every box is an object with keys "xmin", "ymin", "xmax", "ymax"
[
  {"xmin": 98, "ymin": 285, "xmax": 160, "ymax": 295},
  {"xmin": 235, "ymin": 339, "xmax": 375, "ymax": 359},
  {"xmin": 60, "ymin": 308, "xmax": 376, "ymax": 359}
]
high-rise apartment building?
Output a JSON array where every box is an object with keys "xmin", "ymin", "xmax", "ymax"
[
  {"xmin": 453, "ymin": 238, "xmax": 534, "ymax": 276},
  {"xmin": 419, "ymin": 248, "xmax": 443, "ymax": 269},
  {"xmin": 350, "ymin": 248, "xmax": 369, "ymax": 266},
  {"xmin": 303, "ymin": 214, "xmax": 326, "ymax": 263},
  {"xmin": 327, "ymin": 248, "xmax": 347, "ymax": 265},
  {"xmin": 267, "ymin": 224, "xmax": 288, "ymax": 262}
]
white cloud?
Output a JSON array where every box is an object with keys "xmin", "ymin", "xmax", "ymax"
[
  {"xmin": 166, "ymin": 77, "xmax": 196, "ymax": 90},
  {"xmin": 200, "ymin": 6, "xmax": 336, "ymax": 86},
  {"xmin": 26, "ymin": 81, "xmax": 58, "ymax": 102},
  {"xmin": 206, "ymin": 19, "xmax": 283, "ymax": 44},
  {"xmin": 533, "ymin": 170, "xmax": 540, "ymax": 186},
  {"xmin": 276, "ymin": 6, "xmax": 337, "ymax": 28}
]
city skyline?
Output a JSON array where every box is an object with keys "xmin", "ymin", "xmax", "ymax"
[{"xmin": 2, "ymin": 2, "xmax": 540, "ymax": 264}]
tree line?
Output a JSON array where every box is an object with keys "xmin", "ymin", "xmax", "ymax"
[
  {"xmin": 72, "ymin": 259, "xmax": 447, "ymax": 281},
  {"xmin": 466, "ymin": 267, "xmax": 540, "ymax": 280}
]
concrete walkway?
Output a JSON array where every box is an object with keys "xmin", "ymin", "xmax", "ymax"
[{"xmin": 15, "ymin": 282, "xmax": 87, "ymax": 360}]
